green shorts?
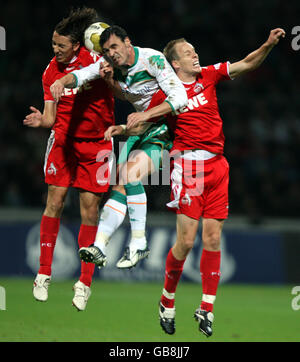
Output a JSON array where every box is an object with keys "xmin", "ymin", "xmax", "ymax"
[{"xmin": 118, "ymin": 135, "xmax": 172, "ymax": 171}]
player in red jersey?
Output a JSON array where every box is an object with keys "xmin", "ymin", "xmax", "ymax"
[
  {"xmin": 23, "ymin": 8, "xmax": 114, "ymax": 311},
  {"xmin": 157, "ymin": 28, "xmax": 285, "ymax": 336},
  {"xmin": 126, "ymin": 28, "xmax": 285, "ymax": 335}
]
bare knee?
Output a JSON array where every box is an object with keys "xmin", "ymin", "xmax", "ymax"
[
  {"xmin": 202, "ymin": 231, "xmax": 221, "ymax": 251},
  {"xmin": 173, "ymin": 214, "xmax": 199, "ymax": 260},
  {"xmin": 45, "ymin": 198, "xmax": 64, "ymax": 217},
  {"xmin": 81, "ymin": 205, "xmax": 99, "ymax": 225},
  {"xmin": 173, "ymin": 236, "xmax": 195, "ymax": 260}
]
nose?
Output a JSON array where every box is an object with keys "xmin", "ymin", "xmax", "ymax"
[
  {"xmin": 108, "ymin": 49, "xmax": 115, "ymax": 58},
  {"xmin": 52, "ymin": 44, "xmax": 59, "ymax": 54}
]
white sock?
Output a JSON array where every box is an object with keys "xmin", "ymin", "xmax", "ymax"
[
  {"xmin": 125, "ymin": 183, "xmax": 147, "ymax": 250},
  {"xmin": 94, "ymin": 191, "xmax": 127, "ymax": 254},
  {"xmin": 124, "ymin": 183, "xmax": 147, "ymax": 251}
]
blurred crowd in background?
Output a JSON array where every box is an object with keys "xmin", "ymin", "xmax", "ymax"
[{"xmin": 0, "ymin": 0, "xmax": 299, "ymax": 222}]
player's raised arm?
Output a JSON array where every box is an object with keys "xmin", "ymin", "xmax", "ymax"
[
  {"xmin": 50, "ymin": 59, "xmax": 101, "ymax": 101},
  {"xmin": 50, "ymin": 73, "xmax": 76, "ymax": 102},
  {"xmin": 229, "ymin": 28, "xmax": 285, "ymax": 79}
]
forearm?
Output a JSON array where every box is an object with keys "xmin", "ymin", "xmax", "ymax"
[
  {"xmin": 40, "ymin": 114, "xmax": 55, "ymax": 128},
  {"xmin": 229, "ymin": 28, "xmax": 285, "ymax": 78},
  {"xmin": 71, "ymin": 60, "xmax": 100, "ymax": 87},
  {"xmin": 59, "ymin": 73, "xmax": 77, "ymax": 88},
  {"xmin": 125, "ymin": 122, "xmax": 150, "ymax": 135},
  {"xmin": 243, "ymin": 42, "xmax": 274, "ymax": 70},
  {"xmin": 42, "ymin": 102, "xmax": 56, "ymax": 128},
  {"xmin": 40, "ymin": 118, "xmax": 55, "ymax": 128},
  {"xmin": 144, "ymin": 101, "xmax": 172, "ymax": 121}
]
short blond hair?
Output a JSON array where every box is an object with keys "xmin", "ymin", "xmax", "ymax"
[{"xmin": 163, "ymin": 38, "xmax": 187, "ymax": 66}]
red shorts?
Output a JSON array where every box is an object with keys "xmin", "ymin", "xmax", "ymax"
[
  {"xmin": 167, "ymin": 154, "xmax": 229, "ymax": 220},
  {"xmin": 44, "ymin": 130, "xmax": 113, "ymax": 193}
]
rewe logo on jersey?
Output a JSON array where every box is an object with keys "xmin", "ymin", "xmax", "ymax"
[{"xmin": 174, "ymin": 93, "xmax": 208, "ymax": 115}]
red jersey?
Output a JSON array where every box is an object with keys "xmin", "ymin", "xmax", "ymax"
[
  {"xmin": 166, "ymin": 62, "xmax": 231, "ymax": 155},
  {"xmin": 42, "ymin": 47, "xmax": 115, "ymax": 139}
]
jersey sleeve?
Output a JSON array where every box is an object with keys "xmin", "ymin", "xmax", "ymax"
[
  {"xmin": 146, "ymin": 50, "xmax": 187, "ymax": 112},
  {"xmin": 71, "ymin": 57, "xmax": 103, "ymax": 87},
  {"xmin": 209, "ymin": 61, "xmax": 232, "ymax": 84},
  {"xmin": 42, "ymin": 64, "xmax": 55, "ymax": 102}
]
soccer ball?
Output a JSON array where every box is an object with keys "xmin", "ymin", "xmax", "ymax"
[{"xmin": 84, "ymin": 22, "xmax": 110, "ymax": 54}]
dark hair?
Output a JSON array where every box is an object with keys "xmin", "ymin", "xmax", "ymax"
[
  {"xmin": 163, "ymin": 38, "xmax": 187, "ymax": 65},
  {"xmin": 99, "ymin": 25, "xmax": 128, "ymax": 48},
  {"xmin": 54, "ymin": 7, "xmax": 100, "ymax": 45}
]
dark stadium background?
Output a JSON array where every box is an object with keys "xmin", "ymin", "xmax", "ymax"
[
  {"xmin": 1, "ymin": 0, "xmax": 299, "ymax": 220},
  {"xmin": 0, "ymin": 0, "xmax": 300, "ymax": 342},
  {"xmin": 0, "ymin": 0, "xmax": 299, "ymax": 280}
]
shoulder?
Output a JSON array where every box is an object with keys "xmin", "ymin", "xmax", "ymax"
[
  {"xmin": 42, "ymin": 57, "xmax": 57, "ymax": 82},
  {"xmin": 138, "ymin": 47, "xmax": 168, "ymax": 72},
  {"xmin": 139, "ymin": 47, "xmax": 163, "ymax": 57},
  {"xmin": 200, "ymin": 62, "xmax": 231, "ymax": 83},
  {"xmin": 202, "ymin": 62, "xmax": 230, "ymax": 74},
  {"xmin": 78, "ymin": 46, "xmax": 101, "ymax": 64}
]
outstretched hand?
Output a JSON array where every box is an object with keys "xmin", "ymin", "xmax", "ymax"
[{"xmin": 23, "ymin": 106, "xmax": 43, "ymax": 128}]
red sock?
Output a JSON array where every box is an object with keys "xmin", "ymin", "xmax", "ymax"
[
  {"xmin": 38, "ymin": 215, "xmax": 60, "ymax": 276},
  {"xmin": 160, "ymin": 248, "xmax": 185, "ymax": 308},
  {"xmin": 78, "ymin": 225, "xmax": 97, "ymax": 287},
  {"xmin": 200, "ymin": 249, "xmax": 221, "ymax": 312}
]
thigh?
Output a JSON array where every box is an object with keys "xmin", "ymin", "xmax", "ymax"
[
  {"xmin": 47, "ymin": 184, "xmax": 69, "ymax": 203},
  {"xmin": 139, "ymin": 142, "xmax": 164, "ymax": 172},
  {"xmin": 119, "ymin": 149, "xmax": 156, "ymax": 184},
  {"xmin": 176, "ymin": 213, "xmax": 200, "ymax": 242},
  {"xmin": 117, "ymin": 136, "xmax": 140, "ymax": 166},
  {"xmin": 44, "ymin": 131, "xmax": 75, "ymax": 188},
  {"xmin": 167, "ymin": 157, "xmax": 205, "ymax": 220},
  {"xmin": 203, "ymin": 156, "xmax": 229, "ymax": 219},
  {"xmin": 73, "ymin": 139, "xmax": 113, "ymax": 193}
]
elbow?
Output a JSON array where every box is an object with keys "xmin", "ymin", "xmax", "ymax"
[
  {"xmin": 179, "ymin": 91, "xmax": 188, "ymax": 108},
  {"xmin": 168, "ymin": 90, "xmax": 188, "ymax": 111},
  {"xmin": 43, "ymin": 121, "xmax": 54, "ymax": 129}
]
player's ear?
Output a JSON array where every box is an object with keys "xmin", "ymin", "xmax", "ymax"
[
  {"xmin": 73, "ymin": 41, "xmax": 80, "ymax": 52},
  {"xmin": 124, "ymin": 37, "xmax": 131, "ymax": 47},
  {"xmin": 172, "ymin": 60, "xmax": 180, "ymax": 72}
]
